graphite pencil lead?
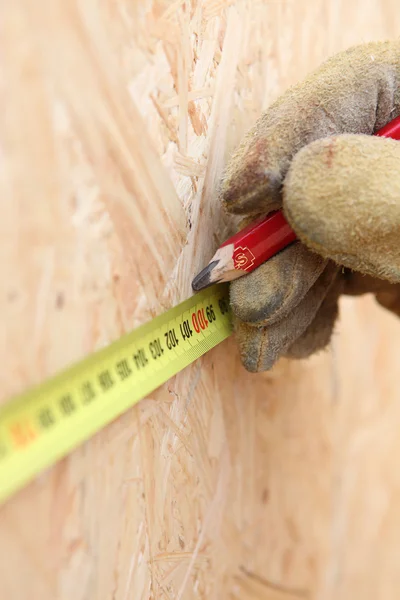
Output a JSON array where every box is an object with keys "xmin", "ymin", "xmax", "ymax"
[{"xmin": 192, "ymin": 260, "xmax": 221, "ymax": 291}]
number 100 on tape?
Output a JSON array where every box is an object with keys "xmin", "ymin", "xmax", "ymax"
[{"xmin": 0, "ymin": 285, "xmax": 232, "ymax": 504}]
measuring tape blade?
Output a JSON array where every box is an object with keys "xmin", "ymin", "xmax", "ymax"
[{"xmin": 0, "ymin": 285, "xmax": 232, "ymax": 504}]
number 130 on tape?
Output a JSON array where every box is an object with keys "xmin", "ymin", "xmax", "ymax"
[{"xmin": 0, "ymin": 284, "xmax": 232, "ymax": 504}]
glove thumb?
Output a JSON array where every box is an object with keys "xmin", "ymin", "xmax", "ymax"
[{"xmin": 283, "ymin": 134, "xmax": 400, "ymax": 283}]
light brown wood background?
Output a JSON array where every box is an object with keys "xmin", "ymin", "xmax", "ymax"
[{"xmin": 1, "ymin": 1, "xmax": 400, "ymax": 599}]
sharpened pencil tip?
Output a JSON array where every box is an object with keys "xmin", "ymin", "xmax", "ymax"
[{"xmin": 192, "ymin": 260, "xmax": 221, "ymax": 291}]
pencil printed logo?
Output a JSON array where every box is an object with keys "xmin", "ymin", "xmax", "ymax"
[{"xmin": 233, "ymin": 246, "xmax": 256, "ymax": 271}]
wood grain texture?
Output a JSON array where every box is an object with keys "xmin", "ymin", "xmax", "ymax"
[{"xmin": 1, "ymin": 1, "xmax": 400, "ymax": 599}]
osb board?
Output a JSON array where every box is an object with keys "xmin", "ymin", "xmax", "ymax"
[{"xmin": 1, "ymin": 1, "xmax": 400, "ymax": 599}]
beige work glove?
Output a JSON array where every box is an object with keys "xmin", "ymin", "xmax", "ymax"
[{"xmin": 220, "ymin": 40, "xmax": 400, "ymax": 372}]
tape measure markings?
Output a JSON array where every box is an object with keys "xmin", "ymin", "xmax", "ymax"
[{"xmin": 0, "ymin": 285, "xmax": 232, "ymax": 504}]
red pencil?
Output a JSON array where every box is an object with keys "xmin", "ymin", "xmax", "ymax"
[{"xmin": 192, "ymin": 115, "xmax": 400, "ymax": 292}]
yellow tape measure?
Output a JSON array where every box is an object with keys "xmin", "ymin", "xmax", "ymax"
[{"xmin": 0, "ymin": 285, "xmax": 232, "ymax": 504}]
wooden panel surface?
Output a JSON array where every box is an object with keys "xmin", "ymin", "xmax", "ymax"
[{"xmin": 1, "ymin": 1, "xmax": 400, "ymax": 599}]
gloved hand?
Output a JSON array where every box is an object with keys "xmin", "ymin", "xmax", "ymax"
[{"xmin": 219, "ymin": 40, "xmax": 400, "ymax": 372}]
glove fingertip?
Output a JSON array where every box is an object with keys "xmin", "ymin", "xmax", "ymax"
[
  {"xmin": 221, "ymin": 168, "xmax": 282, "ymax": 216},
  {"xmin": 234, "ymin": 320, "xmax": 276, "ymax": 373}
]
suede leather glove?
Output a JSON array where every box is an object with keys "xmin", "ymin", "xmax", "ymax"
[{"xmin": 220, "ymin": 40, "xmax": 400, "ymax": 372}]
